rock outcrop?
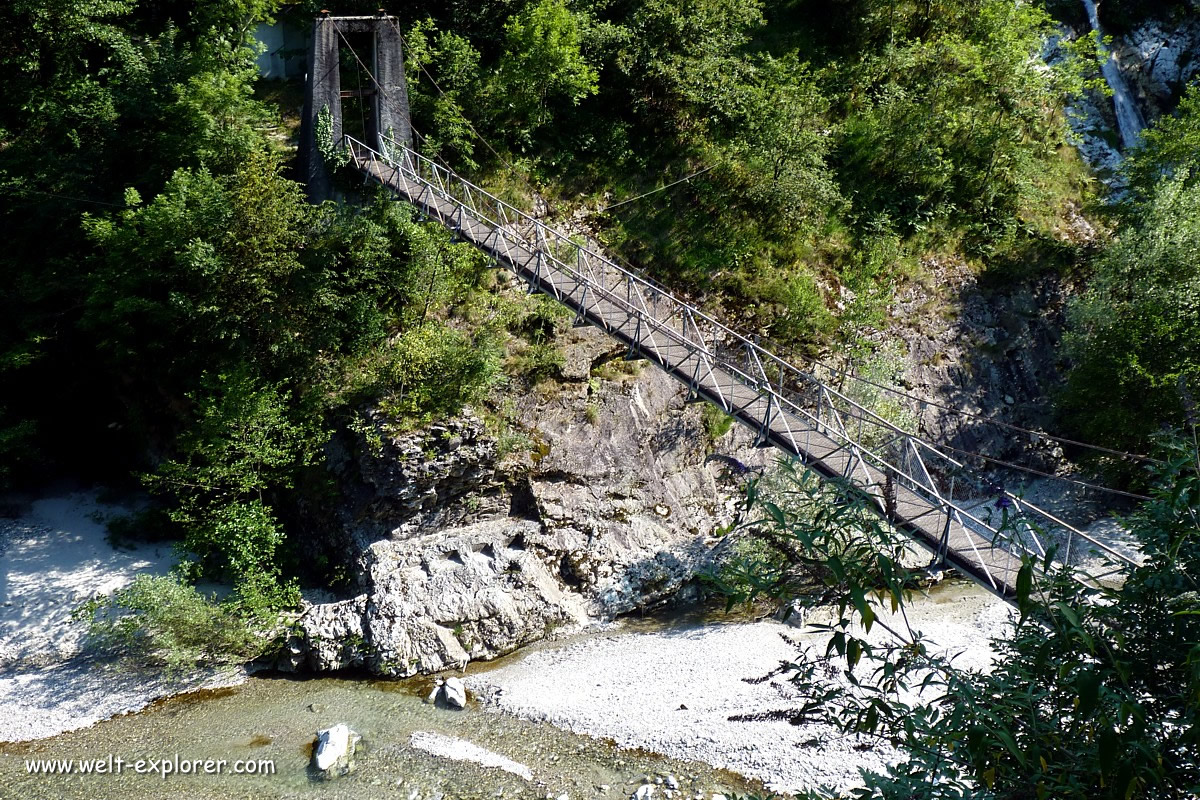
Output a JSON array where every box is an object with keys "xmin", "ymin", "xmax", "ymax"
[
  {"xmin": 1052, "ymin": 7, "xmax": 1200, "ymax": 191},
  {"xmin": 284, "ymin": 326, "xmax": 768, "ymax": 676},
  {"xmin": 883, "ymin": 257, "xmax": 1076, "ymax": 472},
  {"xmin": 1116, "ymin": 13, "xmax": 1200, "ymax": 121}
]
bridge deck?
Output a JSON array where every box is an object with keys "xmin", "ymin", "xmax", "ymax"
[{"xmin": 353, "ymin": 149, "xmax": 1030, "ymax": 601}]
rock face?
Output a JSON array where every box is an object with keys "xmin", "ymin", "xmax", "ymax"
[
  {"xmin": 1115, "ymin": 13, "xmax": 1200, "ymax": 121},
  {"xmin": 287, "ymin": 326, "xmax": 768, "ymax": 676},
  {"xmin": 1051, "ymin": 9, "xmax": 1200, "ymax": 191},
  {"xmin": 888, "ymin": 257, "xmax": 1075, "ymax": 472}
]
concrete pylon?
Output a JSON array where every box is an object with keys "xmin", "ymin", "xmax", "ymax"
[
  {"xmin": 373, "ymin": 21, "xmax": 412, "ymax": 152},
  {"xmin": 300, "ymin": 13, "xmax": 413, "ymax": 203}
]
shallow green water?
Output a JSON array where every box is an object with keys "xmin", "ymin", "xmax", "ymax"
[{"xmin": 0, "ymin": 671, "xmax": 758, "ymax": 800}]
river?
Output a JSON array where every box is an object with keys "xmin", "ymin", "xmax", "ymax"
[{"xmin": 0, "ymin": 669, "xmax": 759, "ymax": 800}]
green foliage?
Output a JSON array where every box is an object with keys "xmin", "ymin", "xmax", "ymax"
[
  {"xmin": 711, "ymin": 53, "xmax": 842, "ymax": 237},
  {"xmin": 81, "ymin": 151, "xmax": 309, "ymax": 412},
  {"xmin": 74, "ymin": 574, "xmax": 279, "ymax": 677},
  {"xmin": 509, "ymin": 340, "xmax": 566, "ymax": 382},
  {"xmin": 378, "ymin": 325, "xmax": 504, "ymax": 426},
  {"xmin": 146, "ymin": 371, "xmax": 318, "ymax": 603},
  {"xmin": 0, "ymin": 415, "xmax": 36, "ymax": 490},
  {"xmin": 704, "ymin": 462, "xmax": 915, "ymax": 632},
  {"xmin": 315, "ymin": 104, "xmax": 350, "ymax": 169},
  {"xmin": 701, "ymin": 403, "xmax": 735, "ymax": 442},
  {"xmin": 1061, "ymin": 172, "xmax": 1200, "ymax": 452},
  {"xmin": 403, "ymin": 18, "xmax": 485, "ymax": 169},
  {"xmin": 834, "ymin": 1, "xmax": 1081, "ymax": 251},
  {"xmin": 0, "ymin": 0, "xmax": 284, "ymax": 481},
  {"xmin": 1126, "ymin": 80, "xmax": 1200, "ymax": 197},
  {"xmin": 495, "ymin": 0, "xmax": 599, "ymax": 142},
  {"xmin": 715, "ymin": 436, "xmax": 1200, "ymax": 800},
  {"xmin": 370, "ymin": 0, "xmax": 1096, "ymax": 360}
]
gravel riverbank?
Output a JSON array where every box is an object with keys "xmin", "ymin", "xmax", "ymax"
[
  {"xmin": 468, "ymin": 582, "xmax": 1012, "ymax": 795},
  {"xmin": 0, "ymin": 488, "xmax": 1014, "ymax": 799},
  {"xmin": 0, "ymin": 490, "xmax": 243, "ymax": 742}
]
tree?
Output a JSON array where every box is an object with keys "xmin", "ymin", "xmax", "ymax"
[
  {"xmin": 1126, "ymin": 80, "xmax": 1200, "ymax": 197},
  {"xmin": 81, "ymin": 150, "xmax": 309, "ymax": 433},
  {"xmin": 0, "ymin": 0, "xmax": 283, "ymax": 482},
  {"xmin": 147, "ymin": 370, "xmax": 321, "ymax": 605},
  {"xmin": 715, "ymin": 435, "xmax": 1200, "ymax": 799},
  {"xmin": 834, "ymin": 0, "xmax": 1080, "ymax": 249},
  {"xmin": 722, "ymin": 54, "xmax": 842, "ymax": 236},
  {"xmin": 1061, "ymin": 172, "xmax": 1200, "ymax": 452},
  {"xmin": 404, "ymin": 18, "xmax": 484, "ymax": 169},
  {"xmin": 494, "ymin": 0, "xmax": 599, "ymax": 139}
]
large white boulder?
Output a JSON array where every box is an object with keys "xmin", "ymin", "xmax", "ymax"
[
  {"xmin": 442, "ymin": 676, "xmax": 468, "ymax": 709},
  {"xmin": 313, "ymin": 723, "xmax": 360, "ymax": 777}
]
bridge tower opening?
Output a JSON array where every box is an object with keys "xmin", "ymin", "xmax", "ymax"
[{"xmin": 300, "ymin": 11, "xmax": 412, "ymax": 202}]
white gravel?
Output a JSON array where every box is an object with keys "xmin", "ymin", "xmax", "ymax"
[
  {"xmin": 468, "ymin": 582, "xmax": 1012, "ymax": 795},
  {"xmin": 0, "ymin": 490, "xmax": 243, "ymax": 742},
  {"xmin": 409, "ymin": 731, "xmax": 535, "ymax": 780}
]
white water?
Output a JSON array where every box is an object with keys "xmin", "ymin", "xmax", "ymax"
[{"xmin": 1081, "ymin": 0, "xmax": 1146, "ymax": 149}]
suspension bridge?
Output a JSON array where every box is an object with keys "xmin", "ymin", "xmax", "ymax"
[
  {"xmin": 342, "ymin": 134, "xmax": 1138, "ymax": 604},
  {"xmin": 303, "ymin": 13, "xmax": 1138, "ymax": 605}
]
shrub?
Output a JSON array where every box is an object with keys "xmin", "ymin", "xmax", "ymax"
[
  {"xmin": 509, "ymin": 340, "xmax": 566, "ymax": 382},
  {"xmin": 380, "ymin": 324, "xmax": 504, "ymax": 425},
  {"xmin": 74, "ymin": 574, "xmax": 280, "ymax": 677},
  {"xmin": 1061, "ymin": 173, "xmax": 1200, "ymax": 452}
]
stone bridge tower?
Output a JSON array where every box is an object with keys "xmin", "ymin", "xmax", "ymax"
[{"xmin": 300, "ymin": 12, "xmax": 413, "ymax": 202}]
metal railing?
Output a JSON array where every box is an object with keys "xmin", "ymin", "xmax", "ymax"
[{"xmin": 345, "ymin": 133, "xmax": 1138, "ymax": 600}]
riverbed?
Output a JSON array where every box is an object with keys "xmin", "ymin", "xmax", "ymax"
[
  {"xmin": 0, "ymin": 670, "xmax": 761, "ymax": 800},
  {"xmin": 0, "ymin": 579, "xmax": 1008, "ymax": 800},
  {"xmin": 0, "ymin": 490, "xmax": 1011, "ymax": 799}
]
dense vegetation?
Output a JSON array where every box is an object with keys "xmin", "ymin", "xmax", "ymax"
[
  {"xmin": 390, "ymin": 0, "xmax": 1094, "ymax": 350},
  {"xmin": 0, "ymin": 0, "xmax": 515, "ymax": 608},
  {"xmin": 368, "ymin": 0, "xmax": 1200, "ymax": 453},
  {"xmin": 1061, "ymin": 82, "xmax": 1200, "ymax": 455},
  {"xmin": 1, "ymin": 0, "xmax": 1198, "ymax": 661}
]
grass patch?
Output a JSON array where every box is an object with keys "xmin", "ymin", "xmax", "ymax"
[{"xmin": 702, "ymin": 403, "xmax": 736, "ymax": 441}]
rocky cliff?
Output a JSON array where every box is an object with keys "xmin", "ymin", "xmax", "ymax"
[
  {"xmin": 1116, "ymin": 11, "xmax": 1200, "ymax": 121},
  {"xmin": 281, "ymin": 327, "xmax": 770, "ymax": 676},
  {"xmin": 1056, "ymin": 6, "xmax": 1200, "ymax": 190}
]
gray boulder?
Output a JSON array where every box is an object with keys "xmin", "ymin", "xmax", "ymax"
[{"xmin": 441, "ymin": 676, "xmax": 467, "ymax": 709}]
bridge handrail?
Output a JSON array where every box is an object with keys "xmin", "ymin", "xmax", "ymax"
[{"xmin": 345, "ymin": 135, "xmax": 1140, "ymax": 580}]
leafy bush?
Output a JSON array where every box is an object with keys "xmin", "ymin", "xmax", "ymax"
[
  {"xmin": 379, "ymin": 324, "xmax": 504, "ymax": 424},
  {"xmin": 1061, "ymin": 172, "xmax": 1200, "ymax": 452},
  {"xmin": 509, "ymin": 340, "xmax": 567, "ymax": 382},
  {"xmin": 1126, "ymin": 81, "xmax": 1200, "ymax": 197},
  {"xmin": 495, "ymin": 0, "xmax": 599, "ymax": 139},
  {"xmin": 701, "ymin": 403, "xmax": 735, "ymax": 442},
  {"xmin": 74, "ymin": 574, "xmax": 280, "ymax": 677},
  {"xmin": 145, "ymin": 371, "xmax": 318, "ymax": 605}
]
